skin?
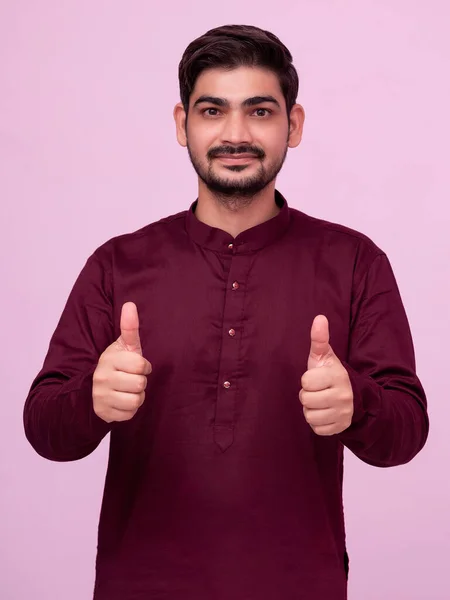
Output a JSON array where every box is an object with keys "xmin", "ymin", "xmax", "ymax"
[
  {"xmin": 173, "ymin": 65, "xmax": 304, "ymax": 238},
  {"xmin": 95, "ymin": 66, "xmax": 356, "ymax": 436},
  {"xmin": 301, "ymin": 315, "xmax": 354, "ymax": 436}
]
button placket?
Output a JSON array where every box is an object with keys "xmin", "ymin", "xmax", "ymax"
[{"xmin": 213, "ymin": 249, "xmax": 250, "ymax": 452}]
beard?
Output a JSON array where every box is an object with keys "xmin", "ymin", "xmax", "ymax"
[{"xmin": 186, "ymin": 139, "xmax": 289, "ymax": 210}]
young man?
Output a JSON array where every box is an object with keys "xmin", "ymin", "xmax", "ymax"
[{"xmin": 24, "ymin": 24, "xmax": 429, "ymax": 600}]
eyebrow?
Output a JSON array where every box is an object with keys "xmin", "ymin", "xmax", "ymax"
[{"xmin": 192, "ymin": 95, "xmax": 281, "ymax": 110}]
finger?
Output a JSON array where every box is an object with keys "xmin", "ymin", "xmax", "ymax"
[
  {"xmin": 309, "ymin": 315, "xmax": 331, "ymax": 360},
  {"xmin": 113, "ymin": 350, "xmax": 152, "ymax": 375},
  {"xmin": 301, "ymin": 368, "xmax": 333, "ymax": 392},
  {"xmin": 299, "ymin": 388, "xmax": 334, "ymax": 409},
  {"xmin": 303, "ymin": 407, "xmax": 337, "ymax": 427},
  {"xmin": 111, "ymin": 371, "xmax": 148, "ymax": 394},
  {"xmin": 312, "ymin": 424, "xmax": 338, "ymax": 436},
  {"xmin": 120, "ymin": 302, "xmax": 142, "ymax": 354},
  {"xmin": 109, "ymin": 390, "xmax": 145, "ymax": 412}
]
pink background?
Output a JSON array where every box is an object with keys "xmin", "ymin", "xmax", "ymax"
[{"xmin": 1, "ymin": 1, "xmax": 449, "ymax": 598}]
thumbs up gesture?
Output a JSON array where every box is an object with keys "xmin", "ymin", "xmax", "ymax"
[
  {"xmin": 93, "ymin": 302, "xmax": 153, "ymax": 423},
  {"xmin": 299, "ymin": 315, "xmax": 354, "ymax": 436}
]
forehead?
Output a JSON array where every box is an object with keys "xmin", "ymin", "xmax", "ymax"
[{"xmin": 191, "ymin": 66, "xmax": 284, "ymax": 104}]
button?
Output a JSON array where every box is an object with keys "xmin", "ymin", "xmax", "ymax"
[
  {"xmin": 228, "ymin": 243, "xmax": 234, "ymax": 250},
  {"xmin": 223, "ymin": 381, "xmax": 231, "ymax": 389},
  {"xmin": 232, "ymin": 281, "xmax": 239, "ymax": 290},
  {"xmin": 228, "ymin": 328, "xmax": 236, "ymax": 337}
]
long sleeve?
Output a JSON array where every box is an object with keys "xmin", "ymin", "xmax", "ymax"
[
  {"xmin": 338, "ymin": 251, "xmax": 429, "ymax": 467},
  {"xmin": 23, "ymin": 249, "xmax": 115, "ymax": 461}
]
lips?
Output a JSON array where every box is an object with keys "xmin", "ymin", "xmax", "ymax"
[{"xmin": 215, "ymin": 154, "xmax": 257, "ymax": 159}]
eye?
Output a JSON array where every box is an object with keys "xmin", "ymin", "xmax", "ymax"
[
  {"xmin": 202, "ymin": 108, "xmax": 221, "ymax": 117},
  {"xmin": 253, "ymin": 108, "xmax": 272, "ymax": 117},
  {"xmin": 202, "ymin": 107, "xmax": 272, "ymax": 118}
]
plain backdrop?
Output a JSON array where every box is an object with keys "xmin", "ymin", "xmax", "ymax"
[{"xmin": 1, "ymin": 1, "xmax": 449, "ymax": 599}]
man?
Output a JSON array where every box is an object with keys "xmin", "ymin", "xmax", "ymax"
[{"xmin": 23, "ymin": 24, "xmax": 429, "ymax": 600}]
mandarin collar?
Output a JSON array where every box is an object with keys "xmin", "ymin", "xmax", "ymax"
[{"xmin": 185, "ymin": 189, "xmax": 291, "ymax": 253}]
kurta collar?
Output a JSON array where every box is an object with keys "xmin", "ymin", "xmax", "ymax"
[{"xmin": 185, "ymin": 189, "xmax": 291, "ymax": 253}]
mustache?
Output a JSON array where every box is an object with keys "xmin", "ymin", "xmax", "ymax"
[{"xmin": 208, "ymin": 146, "xmax": 265, "ymax": 159}]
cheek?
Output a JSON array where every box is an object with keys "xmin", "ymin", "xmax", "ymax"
[
  {"xmin": 188, "ymin": 134, "xmax": 215, "ymax": 159},
  {"xmin": 188, "ymin": 120, "xmax": 218, "ymax": 147},
  {"xmin": 257, "ymin": 130, "xmax": 287, "ymax": 155}
]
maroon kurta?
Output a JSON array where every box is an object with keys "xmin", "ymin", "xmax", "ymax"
[{"xmin": 24, "ymin": 189, "xmax": 428, "ymax": 599}]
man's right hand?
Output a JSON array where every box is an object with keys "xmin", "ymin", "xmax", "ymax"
[{"xmin": 93, "ymin": 302, "xmax": 152, "ymax": 423}]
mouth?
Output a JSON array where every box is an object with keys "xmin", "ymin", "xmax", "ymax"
[{"xmin": 214, "ymin": 154, "xmax": 258, "ymax": 164}]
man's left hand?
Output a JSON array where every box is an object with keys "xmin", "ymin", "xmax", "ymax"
[{"xmin": 299, "ymin": 315, "xmax": 354, "ymax": 436}]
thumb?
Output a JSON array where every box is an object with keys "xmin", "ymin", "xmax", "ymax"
[
  {"xmin": 119, "ymin": 302, "xmax": 142, "ymax": 355},
  {"xmin": 308, "ymin": 314, "xmax": 332, "ymax": 368}
]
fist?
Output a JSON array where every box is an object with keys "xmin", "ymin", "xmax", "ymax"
[
  {"xmin": 299, "ymin": 315, "xmax": 354, "ymax": 436},
  {"xmin": 93, "ymin": 302, "xmax": 152, "ymax": 423}
]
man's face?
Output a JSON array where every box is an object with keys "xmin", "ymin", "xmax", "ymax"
[{"xmin": 179, "ymin": 66, "xmax": 298, "ymax": 205}]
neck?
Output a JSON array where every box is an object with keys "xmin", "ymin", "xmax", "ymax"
[{"xmin": 194, "ymin": 180, "xmax": 280, "ymax": 238}]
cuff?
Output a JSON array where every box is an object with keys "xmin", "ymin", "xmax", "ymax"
[
  {"xmin": 340, "ymin": 360, "xmax": 381, "ymax": 428},
  {"xmin": 62, "ymin": 365, "xmax": 113, "ymax": 442}
]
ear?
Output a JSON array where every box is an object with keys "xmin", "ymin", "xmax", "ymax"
[
  {"xmin": 173, "ymin": 102, "xmax": 188, "ymax": 147},
  {"xmin": 287, "ymin": 103, "xmax": 305, "ymax": 148}
]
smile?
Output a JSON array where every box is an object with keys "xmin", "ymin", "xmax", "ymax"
[{"xmin": 215, "ymin": 155, "xmax": 258, "ymax": 164}]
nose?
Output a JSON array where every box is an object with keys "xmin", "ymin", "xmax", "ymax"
[{"xmin": 220, "ymin": 112, "xmax": 252, "ymax": 146}]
